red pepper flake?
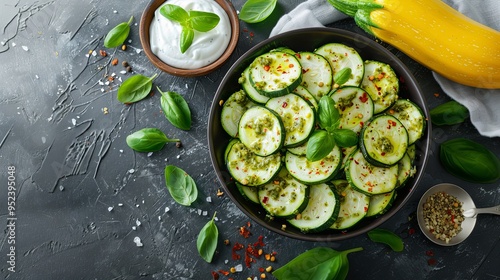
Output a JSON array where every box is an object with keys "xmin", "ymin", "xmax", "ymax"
[
  {"xmin": 262, "ymin": 196, "xmax": 269, "ymax": 204},
  {"xmin": 249, "ymin": 31, "xmax": 254, "ymax": 37},
  {"xmin": 427, "ymin": 258, "xmax": 437, "ymax": 266},
  {"xmin": 425, "ymin": 250, "xmax": 434, "ymax": 257},
  {"xmin": 232, "ymin": 242, "xmax": 244, "ymax": 260},
  {"xmin": 264, "ymin": 65, "xmax": 270, "ymax": 71},
  {"xmin": 211, "ymin": 271, "xmax": 220, "ymax": 280},
  {"xmin": 259, "ymin": 267, "xmax": 265, "ymax": 273},
  {"xmin": 364, "ymin": 206, "xmax": 368, "ymax": 212},
  {"xmin": 218, "ymin": 269, "xmax": 230, "ymax": 276},
  {"xmin": 239, "ymin": 226, "xmax": 252, "ymax": 238},
  {"xmin": 253, "ymin": 235, "xmax": 265, "ymax": 247},
  {"xmin": 289, "ymin": 64, "xmax": 294, "ymax": 68},
  {"xmin": 359, "ymin": 92, "xmax": 369, "ymax": 103},
  {"xmin": 434, "ymin": 93, "xmax": 440, "ymax": 98},
  {"xmin": 408, "ymin": 228, "xmax": 416, "ymax": 235},
  {"xmin": 282, "ymin": 102, "xmax": 288, "ymax": 108},
  {"xmin": 295, "ymin": 53, "xmax": 301, "ymax": 59}
]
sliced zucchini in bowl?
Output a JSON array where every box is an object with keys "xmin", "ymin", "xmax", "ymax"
[
  {"xmin": 361, "ymin": 60, "xmax": 399, "ymax": 114},
  {"xmin": 285, "ymin": 144, "xmax": 342, "ymax": 184},
  {"xmin": 287, "ymin": 183, "xmax": 340, "ymax": 233},
  {"xmin": 226, "ymin": 140, "xmax": 282, "ymax": 187},
  {"xmin": 315, "ymin": 43, "xmax": 364, "ymax": 87},
  {"xmin": 265, "ymin": 93, "xmax": 316, "ymax": 147},
  {"xmin": 388, "ymin": 99, "xmax": 426, "ymax": 145},
  {"xmin": 366, "ymin": 190, "xmax": 396, "ymax": 218},
  {"xmin": 221, "ymin": 89, "xmax": 255, "ymax": 137},
  {"xmin": 296, "ymin": 51, "xmax": 333, "ymax": 101},
  {"xmin": 238, "ymin": 105, "xmax": 285, "ymax": 156},
  {"xmin": 330, "ymin": 179, "xmax": 370, "ymax": 230},
  {"xmin": 330, "ymin": 86, "xmax": 374, "ymax": 133},
  {"xmin": 249, "ymin": 51, "xmax": 302, "ymax": 98}
]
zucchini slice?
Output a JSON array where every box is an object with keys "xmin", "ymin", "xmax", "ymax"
[
  {"xmin": 314, "ymin": 43, "xmax": 364, "ymax": 87},
  {"xmin": 330, "ymin": 86, "xmax": 374, "ymax": 133},
  {"xmin": 396, "ymin": 153, "xmax": 416, "ymax": 188},
  {"xmin": 297, "ymin": 51, "xmax": 333, "ymax": 101},
  {"xmin": 346, "ymin": 149, "xmax": 399, "ymax": 196},
  {"xmin": 236, "ymin": 182, "xmax": 260, "ymax": 204},
  {"xmin": 330, "ymin": 180, "xmax": 370, "ymax": 230},
  {"xmin": 359, "ymin": 114, "xmax": 409, "ymax": 167},
  {"xmin": 239, "ymin": 66, "xmax": 270, "ymax": 104},
  {"xmin": 258, "ymin": 171, "xmax": 309, "ymax": 219},
  {"xmin": 285, "ymin": 145, "xmax": 342, "ymax": 184},
  {"xmin": 221, "ymin": 90, "xmax": 255, "ymax": 137},
  {"xmin": 366, "ymin": 190, "xmax": 396, "ymax": 217},
  {"xmin": 249, "ymin": 51, "xmax": 302, "ymax": 98},
  {"xmin": 224, "ymin": 138, "xmax": 240, "ymax": 164},
  {"xmin": 388, "ymin": 99, "xmax": 426, "ymax": 144},
  {"xmin": 238, "ymin": 106, "xmax": 285, "ymax": 156},
  {"xmin": 293, "ymin": 85, "xmax": 318, "ymax": 110},
  {"xmin": 287, "ymin": 141, "xmax": 308, "ymax": 156},
  {"xmin": 265, "ymin": 93, "xmax": 316, "ymax": 147},
  {"xmin": 287, "ymin": 183, "xmax": 340, "ymax": 233},
  {"xmin": 361, "ymin": 60, "xmax": 399, "ymax": 114},
  {"xmin": 226, "ymin": 140, "xmax": 282, "ymax": 187}
]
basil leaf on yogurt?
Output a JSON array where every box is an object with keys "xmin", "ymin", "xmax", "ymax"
[
  {"xmin": 197, "ymin": 212, "xmax": 219, "ymax": 263},
  {"xmin": 158, "ymin": 87, "xmax": 192, "ymax": 131},
  {"xmin": 239, "ymin": 0, "xmax": 278, "ymax": 23},
  {"xmin": 126, "ymin": 128, "xmax": 179, "ymax": 153},
  {"xmin": 164, "ymin": 165, "xmax": 198, "ymax": 206},
  {"xmin": 117, "ymin": 73, "xmax": 158, "ymax": 104},
  {"xmin": 160, "ymin": 4, "xmax": 220, "ymax": 53},
  {"xmin": 104, "ymin": 16, "xmax": 134, "ymax": 48}
]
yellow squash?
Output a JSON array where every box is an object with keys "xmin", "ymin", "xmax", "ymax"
[{"xmin": 328, "ymin": 0, "xmax": 500, "ymax": 89}]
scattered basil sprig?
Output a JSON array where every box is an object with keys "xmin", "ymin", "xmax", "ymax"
[
  {"xmin": 430, "ymin": 100, "xmax": 469, "ymax": 126},
  {"xmin": 306, "ymin": 95, "xmax": 358, "ymax": 162},
  {"xmin": 272, "ymin": 247, "xmax": 363, "ymax": 280},
  {"xmin": 158, "ymin": 87, "xmax": 192, "ymax": 131},
  {"xmin": 117, "ymin": 73, "xmax": 158, "ymax": 104},
  {"xmin": 367, "ymin": 228, "xmax": 404, "ymax": 252},
  {"xmin": 164, "ymin": 165, "xmax": 198, "ymax": 206},
  {"xmin": 160, "ymin": 4, "xmax": 220, "ymax": 53},
  {"xmin": 440, "ymin": 138, "xmax": 500, "ymax": 183},
  {"xmin": 239, "ymin": 0, "xmax": 278, "ymax": 23},
  {"xmin": 104, "ymin": 16, "xmax": 133, "ymax": 48},
  {"xmin": 126, "ymin": 128, "xmax": 179, "ymax": 152},
  {"xmin": 197, "ymin": 212, "xmax": 219, "ymax": 263}
]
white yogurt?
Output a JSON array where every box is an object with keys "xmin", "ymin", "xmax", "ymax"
[{"xmin": 149, "ymin": 0, "xmax": 231, "ymax": 69}]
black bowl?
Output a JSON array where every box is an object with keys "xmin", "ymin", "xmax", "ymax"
[{"xmin": 208, "ymin": 27, "xmax": 431, "ymax": 241}]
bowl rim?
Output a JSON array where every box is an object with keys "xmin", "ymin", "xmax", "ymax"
[
  {"xmin": 208, "ymin": 27, "xmax": 431, "ymax": 242},
  {"xmin": 139, "ymin": 0, "xmax": 240, "ymax": 77}
]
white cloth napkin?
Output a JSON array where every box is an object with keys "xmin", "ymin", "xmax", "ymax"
[{"xmin": 270, "ymin": 0, "xmax": 500, "ymax": 137}]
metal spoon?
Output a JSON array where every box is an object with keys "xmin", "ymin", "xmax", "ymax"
[{"xmin": 417, "ymin": 183, "xmax": 500, "ymax": 246}]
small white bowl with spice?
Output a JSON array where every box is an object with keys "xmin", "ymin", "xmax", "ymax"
[{"xmin": 139, "ymin": 0, "xmax": 239, "ymax": 77}]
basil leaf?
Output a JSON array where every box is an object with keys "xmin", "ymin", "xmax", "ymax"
[
  {"xmin": 239, "ymin": 0, "xmax": 278, "ymax": 23},
  {"xmin": 272, "ymin": 247, "xmax": 363, "ymax": 280},
  {"xmin": 430, "ymin": 100, "xmax": 469, "ymax": 126},
  {"xmin": 126, "ymin": 128, "xmax": 179, "ymax": 152},
  {"xmin": 197, "ymin": 212, "xmax": 218, "ymax": 263},
  {"xmin": 117, "ymin": 73, "xmax": 158, "ymax": 104},
  {"xmin": 440, "ymin": 138, "xmax": 500, "ymax": 183},
  {"xmin": 333, "ymin": 129, "xmax": 358, "ymax": 148},
  {"xmin": 318, "ymin": 96, "xmax": 340, "ymax": 132},
  {"xmin": 367, "ymin": 228, "xmax": 404, "ymax": 252},
  {"xmin": 333, "ymin": 68, "xmax": 352, "ymax": 87},
  {"xmin": 160, "ymin": 4, "xmax": 189, "ymax": 24},
  {"xmin": 306, "ymin": 130, "xmax": 335, "ymax": 162},
  {"xmin": 158, "ymin": 87, "xmax": 192, "ymax": 131},
  {"xmin": 104, "ymin": 16, "xmax": 133, "ymax": 48},
  {"xmin": 180, "ymin": 27, "xmax": 194, "ymax": 54},
  {"xmin": 189, "ymin": 11, "xmax": 220, "ymax": 32},
  {"xmin": 164, "ymin": 165, "xmax": 198, "ymax": 206}
]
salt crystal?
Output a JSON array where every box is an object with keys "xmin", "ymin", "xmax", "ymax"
[
  {"xmin": 98, "ymin": 80, "xmax": 104, "ymax": 85},
  {"xmin": 197, "ymin": 209, "xmax": 202, "ymax": 215},
  {"xmin": 128, "ymin": 169, "xmax": 135, "ymax": 174},
  {"xmin": 113, "ymin": 10, "xmax": 118, "ymax": 14},
  {"xmin": 104, "ymin": 81, "xmax": 110, "ymax": 85},
  {"xmin": 71, "ymin": 118, "xmax": 77, "ymax": 126},
  {"xmin": 234, "ymin": 264, "xmax": 243, "ymax": 272},
  {"xmin": 224, "ymin": 260, "xmax": 229, "ymax": 264},
  {"xmin": 164, "ymin": 158, "xmax": 168, "ymax": 162},
  {"xmin": 118, "ymin": 77, "xmax": 122, "ymax": 82},
  {"xmin": 59, "ymin": 185, "xmax": 65, "ymax": 191},
  {"xmin": 21, "ymin": 45, "xmax": 28, "ymax": 51},
  {"xmin": 165, "ymin": 207, "xmax": 170, "ymax": 213},
  {"xmin": 128, "ymin": 39, "xmax": 132, "ymax": 43},
  {"xmin": 133, "ymin": 236, "xmax": 143, "ymax": 247},
  {"xmin": 111, "ymin": 72, "xmax": 116, "ymax": 77},
  {"xmin": 0, "ymin": 41, "xmax": 5, "ymax": 46},
  {"xmin": 35, "ymin": 75, "xmax": 39, "ymax": 79},
  {"xmin": 120, "ymin": 70, "xmax": 127, "ymax": 74},
  {"xmin": 206, "ymin": 197, "xmax": 212, "ymax": 203},
  {"xmin": 107, "ymin": 206, "xmax": 114, "ymax": 212},
  {"xmin": 132, "ymin": 226, "xmax": 137, "ymax": 230},
  {"xmin": 202, "ymin": 211, "xmax": 208, "ymax": 216},
  {"xmin": 92, "ymin": 50, "xmax": 97, "ymax": 56},
  {"xmin": 158, "ymin": 216, "xmax": 161, "ymax": 221},
  {"xmin": 136, "ymin": 204, "xmax": 140, "ymax": 208},
  {"xmin": 136, "ymin": 219, "xmax": 141, "ymax": 226},
  {"xmin": 118, "ymin": 203, "xmax": 123, "ymax": 207},
  {"xmin": 135, "ymin": 48, "xmax": 142, "ymax": 54},
  {"xmin": 119, "ymin": 149, "xmax": 123, "ymax": 153},
  {"xmin": 11, "ymin": 42, "xmax": 16, "ymax": 47},
  {"xmin": 85, "ymin": 54, "xmax": 90, "ymax": 58},
  {"xmin": 176, "ymin": 155, "xmax": 180, "ymax": 159},
  {"xmin": 101, "ymin": 88, "xmax": 105, "ymax": 92},
  {"xmin": 67, "ymin": 127, "xmax": 72, "ymax": 130},
  {"xmin": 147, "ymin": 152, "xmax": 153, "ymax": 157},
  {"xmin": 41, "ymin": 136, "xmax": 46, "ymax": 144}
]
